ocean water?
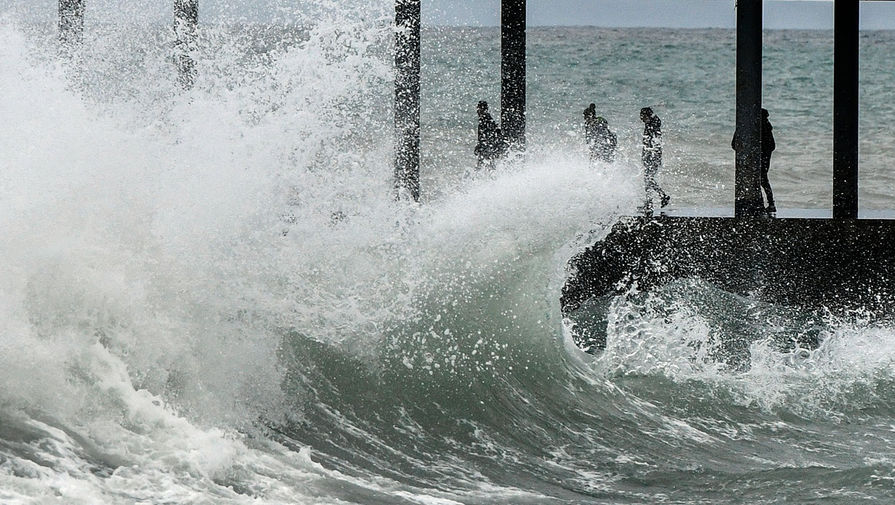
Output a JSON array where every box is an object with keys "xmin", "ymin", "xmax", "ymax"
[{"xmin": 2, "ymin": 4, "xmax": 895, "ymax": 504}]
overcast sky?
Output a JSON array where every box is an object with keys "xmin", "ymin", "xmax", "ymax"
[{"xmin": 5, "ymin": 1, "xmax": 895, "ymax": 29}]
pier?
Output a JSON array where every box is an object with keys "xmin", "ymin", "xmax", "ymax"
[
  {"xmin": 387, "ymin": 1, "xmax": 889, "ymax": 355},
  {"xmin": 560, "ymin": 1, "xmax": 892, "ymax": 354}
]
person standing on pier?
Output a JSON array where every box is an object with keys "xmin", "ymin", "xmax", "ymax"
[
  {"xmin": 475, "ymin": 101, "xmax": 506, "ymax": 171},
  {"xmin": 583, "ymin": 104, "xmax": 617, "ymax": 163},
  {"xmin": 731, "ymin": 108, "xmax": 776, "ymax": 213},
  {"xmin": 640, "ymin": 107, "xmax": 670, "ymax": 210},
  {"xmin": 759, "ymin": 108, "xmax": 777, "ymax": 213}
]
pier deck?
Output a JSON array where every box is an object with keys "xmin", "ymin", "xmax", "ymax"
[
  {"xmin": 660, "ymin": 208, "xmax": 895, "ymax": 220},
  {"xmin": 562, "ymin": 211, "xmax": 895, "ymax": 353}
]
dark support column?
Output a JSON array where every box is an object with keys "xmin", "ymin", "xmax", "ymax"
[
  {"xmin": 395, "ymin": 0, "xmax": 421, "ymax": 202},
  {"xmin": 59, "ymin": 0, "xmax": 85, "ymax": 47},
  {"xmin": 501, "ymin": 0, "xmax": 526, "ymax": 150},
  {"xmin": 734, "ymin": 0, "xmax": 764, "ymax": 217},
  {"xmin": 174, "ymin": 0, "xmax": 199, "ymax": 90},
  {"xmin": 834, "ymin": 0, "xmax": 859, "ymax": 219}
]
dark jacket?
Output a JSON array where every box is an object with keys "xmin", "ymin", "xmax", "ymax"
[
  {"xmin": 642, "ymin": 116, "xmax": 662, "ymax": 169},
  {"xmin": 476, "ymin": 112, "xmax": 504, "ymax": 158},
  {"xmin": 761, "ymin": 117, "xmax": 776, "ymax": 156},
  {"xmin": 587, "ymin": 120, "xmax": 617, "ymax": 162},
  {"xmin": 731, "ymin": 119, "xmax": 776, "ymax": 157}
]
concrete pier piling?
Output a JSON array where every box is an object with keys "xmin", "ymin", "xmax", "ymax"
[
  {"xmin": 734, "ymin": 0, "xmax": 764, "ymax": 217},
  {"xmin": 174, "ymin": 0, "xmax": 199, "ymax": 89},
  {"xmin": 395, "ymin": 0, "xmax": 421, "ymax": 202},
  {"xmin": 501, "ymin": 0, "xmax": 526, "ymax": 150},
  {"xmin": 59, "ymin": 0, "xmax": 85, "ymax": 48},
  {"xmin": 834, "ymin": 0, "xmax": 860, "ymax": 219}
]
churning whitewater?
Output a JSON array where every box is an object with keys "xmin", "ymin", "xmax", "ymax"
[{"xmin": 2, "ymin": 3, "xmax": 895, "ymax": 504}]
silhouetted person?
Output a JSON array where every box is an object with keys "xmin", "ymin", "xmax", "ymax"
[
  {"xmin": 760, "ymin": 109, "xmax": 776, "ymax": 213},
  {"xmin": 584, "ymin": 104, "xmax": 617, "ymax": 163},
  {"xmin": 475, "ymin": 101, "xmax": 506, "ymax": 171},
  {"xmin": 732, "ymin": 108, "xmax": 776, "ymax": 213},
  {"xmin": 640, "ymin": 107, "xmax": 670, "ymax": 210}
]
